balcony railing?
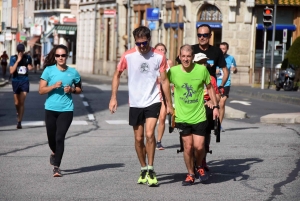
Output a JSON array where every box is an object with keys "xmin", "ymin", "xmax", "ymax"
[{"xmin": 34, "ymin": 0, "xmax": 70, "ymax": 10}]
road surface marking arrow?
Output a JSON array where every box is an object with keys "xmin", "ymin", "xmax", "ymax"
[{"xmin": 230, "ymin": 100, "xmax": 252, "ymax": 106}]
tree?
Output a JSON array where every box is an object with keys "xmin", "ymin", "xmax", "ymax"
[{"xmin": 286, "ymin": 36, "xmax": 300, "ymax": 68}]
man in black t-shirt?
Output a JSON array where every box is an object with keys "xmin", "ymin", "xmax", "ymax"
[{"xmin": 177, "ymin": 24, "xmax": 229, "ymax": 95}]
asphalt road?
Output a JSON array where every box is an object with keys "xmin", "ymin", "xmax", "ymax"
[
  {"xmin": 0, "ymin": 72, "xmax": 300, "ymax": 200},
  {"xmin": 226, "ymin": 93, "xmax": 300, "ymax": 124}
]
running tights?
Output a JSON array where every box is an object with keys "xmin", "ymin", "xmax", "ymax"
[{"xmin": 45, "ymin": 110, "xmax": 73, "ymax": 167}]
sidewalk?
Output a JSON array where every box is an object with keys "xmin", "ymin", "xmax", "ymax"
[{"xmin": 230, "ymin": 86, "xmax": 300, "ymax": 124}]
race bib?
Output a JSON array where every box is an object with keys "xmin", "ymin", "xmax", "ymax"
[
  {"xmin": 17, "ymin": 66, "xmax": 27, "ymax": 75},
  {"xmin": 217, "ymin": 68, "xmax": 224, "ymax": 79}
]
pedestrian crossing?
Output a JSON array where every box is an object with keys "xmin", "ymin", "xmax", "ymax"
[{"xmin": 20, "ymin": 120, "xmax": 89, "ymax": 126}]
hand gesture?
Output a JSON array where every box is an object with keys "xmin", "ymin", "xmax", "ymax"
[
  {"xmin": 212, "ymin": 108, "xmax": 219, "ymax": 120},
  {"xmin": 53, "ymin": 81, "xmax": 62, "ymax": 89},
  {"xmin": 64, "ymin": 85, "xmax": 71, "ymax": 93},
  {"xmin": 17, "ymin": 52, "xmax": 23, "ymax": 62},
  {"xmin": 166, "ymin": 104, "xmax": 174, "ymax": 116},
  {"xmin": 109, "ymin": 98, "xmax": 117, "ymax": 114}
]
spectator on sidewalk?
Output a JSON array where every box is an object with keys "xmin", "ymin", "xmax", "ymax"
[
  {"xmin": 39, "ymin": 44, "xmax": 82, "ymax": 177},
  {"xmin": 1, "ymin": 51, "xmax": 9, "ymax": 79},
  {"xmin": 216, "ymin": 42, "xmax": 237, "ymax": 131},
  {"xmin": 109, "ymin": 26, "xmax": 173, "ymax": 186},
  {"xmin": 154, "ymin": 42, "xmax": 173, "ymax": 150},
  {"xmin": 9, "ymin": 44, "xmax": 33, "ymax": 129}
]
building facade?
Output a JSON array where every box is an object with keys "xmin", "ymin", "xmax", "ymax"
[{"xmin": 75, "ymin": 0, "xmax": 300, "ymax": 85}]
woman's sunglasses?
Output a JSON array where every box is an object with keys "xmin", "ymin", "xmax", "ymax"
[
  {"xmin": 55, "ymin": 54, "xmax": 67, "ymax": 58},
  {"xmin": 135, "ymin": 41, "xmax": 148, "ymax": 47}
]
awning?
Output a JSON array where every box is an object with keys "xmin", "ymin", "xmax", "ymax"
[
  {"xmin": 196, "ymin": 22, "xmax": 222, "ymax": 28},
  {"xmin": 256, "ymin": 24, "xmax": 296, "ymax": 30},
  {"xmin": 255, "ymin": 0, "xmax": 300, "ymax": 6},
  {"xmin": 164, "ymin": 23, "xmax": 184, "ymax": 29},
  {"xmin": 55, "ymin": 25, "xmax": 77, "ymax": 35},
  {"xmin": 27, "ymin": 36, "xmax": 41, "ymax": 47}
]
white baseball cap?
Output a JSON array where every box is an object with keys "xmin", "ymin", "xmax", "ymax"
[{"xmin": 193, "ymin": 53, "xmax": 208, "ymax": 62}]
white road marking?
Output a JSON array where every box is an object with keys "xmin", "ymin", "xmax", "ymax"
[
  {"xmin": 20, "ymin": 121, "xmax": 89, "ymax": 126},
  {"xmin": 79, "ymin": 94, "xmax": 84, "ymax": 98},
  {"xmin": 83, "ymin": 101, "xmax": 89, "ymax": 106},
  {"xmin": 106, "ymin": 120, "xmax": 129, "ymax": 124},
  {"xmin": 88, "ymin": 114, "xmax": 95, "ymax": 120},
  {"xmin": 230, "ymin": 100, "xmax": 252, "ymax": 106}
]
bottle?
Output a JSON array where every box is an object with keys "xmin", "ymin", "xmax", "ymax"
[{"xmin": 231, "ymin": 63, "xmax": 234, "ymax": 74}]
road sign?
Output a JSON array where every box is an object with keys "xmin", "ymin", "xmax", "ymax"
[
  {"xmin": 146, "ymin": 8, "xmax": 160, "ymax": 21},
  {"xmin": 283, "ymin": 29, "xmax": 287, "ymax": 43}
]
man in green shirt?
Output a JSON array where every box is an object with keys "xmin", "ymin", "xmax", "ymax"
[{"xmin": 168, "ymin": 44, "xmax": 219, "ymax": 186}]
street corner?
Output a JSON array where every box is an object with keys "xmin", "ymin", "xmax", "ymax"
[
  {"xmin": 260, "ymin": 113, "xmax": 300, "ymax": 124},
  {"xmin": 225, "ymin": 106, "xmax": 247, "ymax": 119},
  {"xmin": 0, "ymin": 78, "xmax": 9, "ymax": 87}
]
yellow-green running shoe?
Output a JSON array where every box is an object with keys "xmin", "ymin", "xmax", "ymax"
[
  {"xmin": 137, "ymin": 170, "xmax": 148, "ymax": 184},
  {"xmin": 147, "ymin": 170, "xmax": 158, "ymax": 186}
]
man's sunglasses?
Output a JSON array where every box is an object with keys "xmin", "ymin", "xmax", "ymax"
[
  {"xmin": 55, "ymin": 54, "xmax": 67, "ymax": 58},
  {"xmin": 197, "ymin": 33, "xmax": 210, "ymax": 38},
  {"xmin": 135, "ymin": 41, "xmax": 148, "ymax": 47}
]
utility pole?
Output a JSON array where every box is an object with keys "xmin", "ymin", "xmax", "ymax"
[
  {"xmin": 127, "ymin": 0, "xmax": 131, "ymax": 49},
  {"xmin": 270, "ymin": 0, "xmax": 278, "ymax": 86},
  {"xmin": 261, "ymin": 28, "xmax": 267, "ymax": 89}
]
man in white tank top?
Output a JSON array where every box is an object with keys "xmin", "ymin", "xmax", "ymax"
[{"xmin": 109, "ymin": 26, "xmax": 174, "ymax": 186}]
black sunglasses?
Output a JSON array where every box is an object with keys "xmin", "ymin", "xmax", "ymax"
[
  {"xmin": 55, "ymin": 54, "xmax": 67, "ymax": 58},
  {"xmin": 135, "ymin": 41, "xmax": 148, "ymax": 47},
  {"xmin": 197, "ymin": 33, "xmax": 210, "ymax": 38}
]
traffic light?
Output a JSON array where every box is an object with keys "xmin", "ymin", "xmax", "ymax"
[{"xmin": 263, "ymin": 7, "xmax": 273, "ymax": 28}]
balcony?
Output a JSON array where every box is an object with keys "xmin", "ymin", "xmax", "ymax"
[{"xmin": 34, "ymin": 0, "xmax": 70, "ymax": 11}]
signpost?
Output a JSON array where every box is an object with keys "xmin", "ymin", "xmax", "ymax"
[{"xmin": 282, "ymin": 29, "xmax": 287, "ymax": 62}]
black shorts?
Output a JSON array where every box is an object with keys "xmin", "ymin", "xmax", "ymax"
[
  {"xmin": 1, "ymin": 62, "xmax": 7, "ymax": 66},
  {"xmin": 222, "ymin": 86, "xmax": 230, "ymax": 98},
  {"xmin": 176, "ymin": 120, "xmax": 208, "ymax": 137},
  {"xmin": 34, "ymin": 61, "xmax": 40, "ymax": 66},
  {"xmin": 129, "ymin": 102, "xmax": 161, "ymax": 126},
  {"xmin": 12, "ymin": 80, "xmax": 30, "ymax": 94}
]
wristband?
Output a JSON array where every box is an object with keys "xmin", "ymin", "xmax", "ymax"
[{"xmin": 213, "ymin": 105, "xmax": 220, "ymax": 109}]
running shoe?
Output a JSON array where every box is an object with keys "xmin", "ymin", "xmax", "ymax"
[
  {"xmin": 182, "ymin": 174, "xmax": 195, "ymax": 186},
  {"xmin": 137, "ymin": 170, "xmax": 148, "ymax": 184},
  {"xmin": 16, "ymin": 122, "xmax": 22, "ymax": 129},
  {"xmin": 147, "ymin": 170, "xmax": 158, "ymax": 186},
  {"xmin": 50, "ymin": 154, "xmax": 55, "ymax": 166},
  {"xmin": 221, "ymin": 126, "xmax": 225, "ymax": 132},
  {"xmin": 202, "ymin": 158, "xmax": 209, "ymax": 172},
  {"xmin": 53, "ymin": 167, "xmax": 62, "ymax": 177},
  {"xmin": 156, "ymin": 141, "xmax": 165, "ymax": 150},
  {"xmin": 196, "ymin": 166, "xmax": 208, "ymax": 182}
]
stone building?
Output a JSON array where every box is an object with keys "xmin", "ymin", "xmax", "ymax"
[{"xmin": 75, "ymin": 0, "xmax": 300, "ymax": 85}]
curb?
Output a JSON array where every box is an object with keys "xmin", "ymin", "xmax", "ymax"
[
  {"xmin": 231, "ymin": 89, "xmax": 300, "ymax": 106},
  {"xmin": 260, "ymin": 113, "xmax": 300, "ymax": 124},
  {"xmin": 225, "ymin": 106, "xmax": 247, "ymax": 119}
]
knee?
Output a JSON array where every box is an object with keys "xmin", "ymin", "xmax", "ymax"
[
  {"xmin": 184, "ymin": 143, "xmax": 193, "ymax": 154},
  {"xmin": 135, "ymin": 136, "xmax": 144, "ymax": 145},
  {"xmin": 145, "ymin": 134, "xmax": 155, "ymax": 143}
]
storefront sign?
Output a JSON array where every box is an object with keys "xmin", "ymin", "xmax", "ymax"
[
  {"xmin": 0, "ymin": 34, "xmax": 4, "ymax": 42},
  {"xmin": 146, "ymin": 8, "xmax": 159, "ymax": 21},
  {"xmin": 31, "ymin": 25, "xmax": 42, "ymax": 36},
  {"xmin": 5, "ymin": 33, "xmax": 12, "ymax": 41},
  {"xmin": 104, "ymin": 9, "xmax": 116, "ymax": 18}
]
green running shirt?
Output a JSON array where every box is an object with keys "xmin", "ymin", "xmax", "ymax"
[{"xmin": 168, "ymin": 63, "xmax": 211, "ymax": 124}]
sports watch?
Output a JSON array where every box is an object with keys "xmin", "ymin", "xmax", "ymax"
[{"xmin": 213, "ymin": 105, "xmax": 220, "ymax": 109}]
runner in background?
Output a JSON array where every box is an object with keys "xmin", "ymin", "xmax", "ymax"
[
  {"xmin": 154, "ymin": 43, "xmax": 173, "ymax": 150},
  {"xmin": 216, "ymin": 42, "xmax": 237, "ymax": 132}
]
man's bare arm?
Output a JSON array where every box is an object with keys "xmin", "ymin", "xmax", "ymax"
[
  {"xmin": 109, "ymin": 69, "xmax": 122, "ymax": 113},
  {"xmin": 160, "ymin": 71, "xmax": 174, "ymax": 114},
  {"xmin": 220, "ymin": 67, "xmax": 229, "ymax": 86}
]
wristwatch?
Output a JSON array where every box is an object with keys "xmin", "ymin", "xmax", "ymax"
[{"xmin": 213, "ymin": 105, "xmax": 220, "ymax": 109}]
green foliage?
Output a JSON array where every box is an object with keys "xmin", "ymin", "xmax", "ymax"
[
  {"xmin": 281, "ymin": 58, "xmax": 288, "ymax": 69},
  {"xmin": 286, "ymin": 36, "xmax": 300, "ymax": 69}
]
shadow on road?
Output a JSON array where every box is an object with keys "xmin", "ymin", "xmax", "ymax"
[
  {"xmin": 158, "ymin": 158, "xmax": 263, "ymax": 185},
  {"xmin": 63, "ymin": 163, "xmax": 125, "ymax": 175},
  {"xmin": 225, "ymin": 127, "xmax": 259, "ymax": 131},
  {"xmin": 206, "ymin": 158, "xmax": 263, "ymax": 184}
]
